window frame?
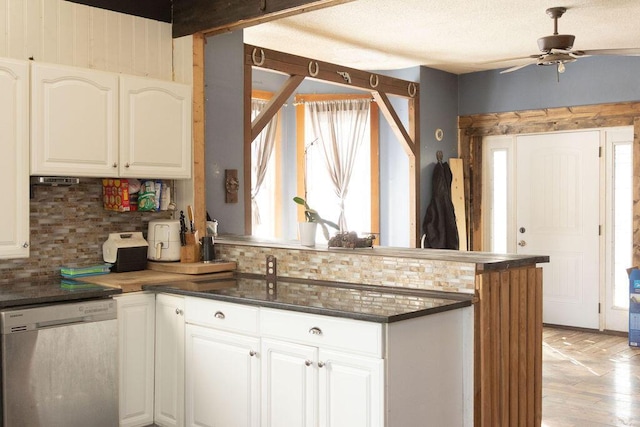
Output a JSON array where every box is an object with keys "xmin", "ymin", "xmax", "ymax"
[{"xmin": 294, "ymin": 93, "xmax": 380, "ymax": 238}]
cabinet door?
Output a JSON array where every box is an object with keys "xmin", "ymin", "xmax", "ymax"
[
  {"xmin": 116, "ymin": 293, "xmax": 156, "ymax": 427},
  {"xmin": 318, "ymin": 349, "xmax": 384, "ymax": 427},
  {"xmin": 155, "ymin": 294, "xmax": 185, "ymax": 427},
  {"xmin": 31, "ymin": 62, "xmax": 119, "ymax": 177},
  {"xmin": 120, "ymin": 75, "xmax": 192, "ymax": 179},
  {"xmin": 261, "ymin": 338, "xmax": 318, "ymax": 427},
  {"xmin": 185, "ymin": 324, "xmax": 260, "ymax": 427},
  {"xmin": 0, "ymin": 58, "xmax": 29, "ymax": 259}
]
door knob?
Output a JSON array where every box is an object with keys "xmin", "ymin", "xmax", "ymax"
[{"xmin": 518, "ymin": 240, "xmax": 527, "ymax": 247}]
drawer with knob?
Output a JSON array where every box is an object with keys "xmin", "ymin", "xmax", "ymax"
[
  {"xmin": 185, "ymin": 297, "xmax": 259, "ymax": 334},
  {"xmin": 260, "ymin": 308, "xmax": 382, "ymax": 357}
]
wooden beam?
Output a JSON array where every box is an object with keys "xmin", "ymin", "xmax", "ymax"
[
  {"xmin": 173, "ymin": 0, "xmax": 353, "ymax": 38},
  {"xmin": 245, "ymin": 44, "xmax": 419, "ymax": 99},
  {"xmin": 251, "ymin": 75, "xmax": 305, "ymax": 141},
  {"xmin": 244, "ymin": 61, "xmax": 253, "ymax": 235},
  {"xmin": 372, "ymin": 91, "xmax": 417, "ymax": 156},
  {"xmin": 192, "ymin": 33, "xmax": 207, "ymax": 236}
]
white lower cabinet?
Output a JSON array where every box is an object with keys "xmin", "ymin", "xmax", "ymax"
[
  {"xmin": 318, "ymin": 349, "xmax": 384, "ymax": 427},
  {"xmin": 261, "ymin": 338, "xmax": 318, "ymax": 426},
  {"xmin": 116, "ymin": 293, "xmax": 156, "ymax": 427},
  {"xmin": 155, "ymin": 294, "xmax": 185, "ymax": 427},
  {"xmin": 129, "ymin": 294, "xmax": 471, "ymax": 427},
  {"xmin": 185, "ymin": 298, "xmax": 261, "ymax": 427}
]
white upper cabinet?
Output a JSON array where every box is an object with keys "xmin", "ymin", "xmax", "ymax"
[
  {"xmin": 31, "ymin": 62, "xmax": 192, "ymax": 179},
  {"xmin": 120, "ymin": 75, "xmax": 192, "ymax": 179},
  {"xmin": 0, "ymin": 58, "xmax": 29, "ymax": 259},
  {"xmin": 31, "ymin": 62, "xmax": 119, "ymax": 177}
]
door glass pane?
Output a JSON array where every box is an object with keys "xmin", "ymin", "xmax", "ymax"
[
  {"xmin": 613, "ymin": 143, "xmax": 632, "ymax": 308},
  {"xmin": 491, "ymin": 150, "xmax": 508, "ymax": 253}
]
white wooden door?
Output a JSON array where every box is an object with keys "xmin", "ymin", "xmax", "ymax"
[
  {"xmin": 185, "ymin": 324, "xmax": 260, "ymax": 427},
  {"xmin": 261, "ymin": 338, "xmax": 318, "ymax": 427},
  {"xmin": 115, "ymin": 293, "xmax": 156, "ymax": 427},
  {"xmin": 120, "ymin": 75, "xmax": 192, "ymax": 179},
  {"xmin": 155, "ymin": 294, "xmax": 185, "ymax": 427},
  {"xmin": 318, "ymin": 349, "xmax": 383, "ymax": 427},
  {"xmin": 0, "ymin": 58, "xmax": 29, "ymax": 259},
  {"xmin": 31, "ymin": 62, "xmax": 119, "ymax": 177},
  {"xmin": 516, "ymin": 131, "xmax": 600, "ymax": 328}
]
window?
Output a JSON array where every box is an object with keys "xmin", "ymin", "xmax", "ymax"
[
  {"xmin": 295, "ymin": 94, "xmax": 379, "ymax": 238},
  {"xmin": 612, "ymin": 142, "xmax": 632, "ymax": 308}
]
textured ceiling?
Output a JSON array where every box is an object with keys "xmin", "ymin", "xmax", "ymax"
[{"xmin": 243, "ymin": 0, "xmax": 640, "ymax": 74}]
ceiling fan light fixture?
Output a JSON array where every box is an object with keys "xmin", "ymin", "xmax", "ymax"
[{"xmin": 537, "ymin": 52, "xmax": 576, "ymax": 67}]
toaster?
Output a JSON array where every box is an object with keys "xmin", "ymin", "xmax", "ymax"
[{"xmin": 102, "ymin": 232, "xmax": 149, "ymax": 272}]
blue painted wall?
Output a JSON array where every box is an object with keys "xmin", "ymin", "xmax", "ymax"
[
  {"xmin": 205, "ymin": 30, "xmax": 245, "ymax": 235},
  {"xmin": 459, "ymin": 56, "xmax": 640, "ymax": 116}
]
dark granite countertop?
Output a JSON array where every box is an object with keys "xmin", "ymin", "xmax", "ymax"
[
  {"xmin": 0, "ymin": 278, "xmax": 122, "ymax": 309},
  {"xmin": 144, "ymin": 274, "xmax": 473, "ymax": 323},
  {"xmin": 216, "ymin": 235, "xmax": 550, "ymax": 271}
]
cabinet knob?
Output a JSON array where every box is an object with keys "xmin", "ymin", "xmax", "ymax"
[
  {"xmin": 175, "ymin": 308, "xmax": 183, "ymax": 315},
  {"xmin": 112, "ymin": 162, "xmax": 117, "ymax": 168},
  {"xmin": 214, "ymin": 311, "xmax": 225, "ymax": 319},
  {"xmin": 125, "ymin": 163, "xmax": 130, "ymax": 168},
  {"xmin": 22, "ymin": 242, "xmax": 29, "ymax": 248},
  {"xmin": 249, "ymin": 350, "xmax": 257, "ymax": 357},
  {"xmin": 308, "ymin": 327, "xmax": 323, "ymax": 336},
  {"xmin": 305, "ymin": 360, "xmax": 313, "ymax": 367},
  {"xmin": 318, "ymin": 361, "xmax": 325, "ymax": 368}
]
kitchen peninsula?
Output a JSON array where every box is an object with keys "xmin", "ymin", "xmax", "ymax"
[{"xmin": 209, "ymin": 235, "xmax": 549, "ymax": 427}]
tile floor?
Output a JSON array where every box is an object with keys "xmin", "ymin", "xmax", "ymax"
[{"xmin": 542, "ymin": 327, "xmax": 640, "ymax": 427}]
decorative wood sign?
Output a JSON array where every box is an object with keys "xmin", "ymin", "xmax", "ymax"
[{"xmin": 225, "ymin": 169, "xmax": 239, "ymax": 203}]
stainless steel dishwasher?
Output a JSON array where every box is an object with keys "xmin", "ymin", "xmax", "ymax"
[{"xmin": 0, "ymin": 299, "xmax": 118, "ymax": 427}]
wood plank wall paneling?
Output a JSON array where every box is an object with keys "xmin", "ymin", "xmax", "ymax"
[
  {"xmin": 475, "ymin": 266, "xmax": 543, "ymax": 426},
  {"xmin": 0, "ymin": 0, "xmax": 172, "ymax": 80}
]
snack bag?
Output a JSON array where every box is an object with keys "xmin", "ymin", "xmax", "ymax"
[{"xmin": 138, "ymin": 180, "xmax": 157, "ymax": 211}]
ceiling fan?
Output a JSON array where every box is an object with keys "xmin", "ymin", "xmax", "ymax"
[{"xmin": 496, "ymin": 6, "xmax": 640, "ymax": 74}]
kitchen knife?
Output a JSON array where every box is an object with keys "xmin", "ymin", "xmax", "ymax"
[
  {"xmin": 187, "ymin": 205, "xmax": 194, "ymax": 233},
  {"xmin": 179, "ymin": 211, "xmax": 187, "ymax": 246}
]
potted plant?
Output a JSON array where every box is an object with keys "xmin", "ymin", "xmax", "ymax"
[{"xmin": 293, "ymin": 196, "xmax": 339, "ymax": 246}]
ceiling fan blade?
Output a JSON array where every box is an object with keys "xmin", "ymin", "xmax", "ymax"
[
  {"xmin": 572, "ymin": 48, "xmax": 640, "ymax": 57},
  {"xmin": 481, "ymin": 54, "xmax": 539, "ymax": 64},
  {"xmin": 500, "ymin": 61, "xmax": 537, "ymax": 74}
]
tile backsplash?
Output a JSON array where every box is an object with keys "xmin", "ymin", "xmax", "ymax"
[{"xmin": 0, "ymin": 178, "xmax": 171, "ymax": 285}]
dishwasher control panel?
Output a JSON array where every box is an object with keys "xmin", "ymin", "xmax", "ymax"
[{"xmin": 0, "ymin": 299, "xmax": 116, "ymax": 334}]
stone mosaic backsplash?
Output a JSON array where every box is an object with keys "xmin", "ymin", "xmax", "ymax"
[
  {"xmin": 0, "ymin": 178, "xmax": 171, "ymax": 285},
  {"xmin": 216, "ymin": 243, "xmax": 477, "ymax": 294}
]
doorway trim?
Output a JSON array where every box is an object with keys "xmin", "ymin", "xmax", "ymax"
[{"xmin": 459, "ymin": 101, "xmax": 640, "ymax": 267}]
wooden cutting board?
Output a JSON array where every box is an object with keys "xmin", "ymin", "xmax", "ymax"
[
  {"xmin": 147, "ymin": 260, "xmax": 236, "ymax": 275},
  {"xmin": 76, "ymin": 269, "xmax": 234, "ymax": 292}
]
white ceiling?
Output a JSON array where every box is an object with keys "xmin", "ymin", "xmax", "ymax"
[{"xmin": 243, "ymin": 0, "xmax": 640, "ymax": 74}]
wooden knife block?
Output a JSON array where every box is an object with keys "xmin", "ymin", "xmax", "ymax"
[{"xmin": 181, "ymin": 233, "xmax": 200, "ymax": 263}]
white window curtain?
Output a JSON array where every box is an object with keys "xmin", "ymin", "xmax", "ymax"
[
  {"xmin": 250, "ymin": 98, "xmax": 278, "ymax": 227},
  {"xmin": 306, "ymin": 99, "xmax": 370, "ymax": 231}
]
